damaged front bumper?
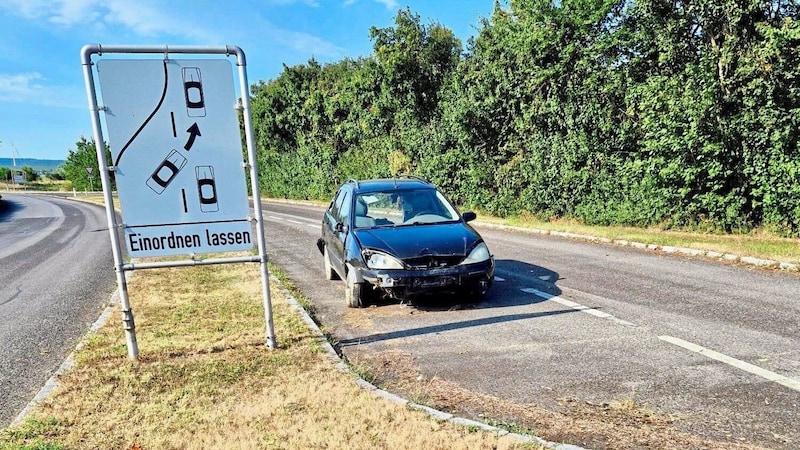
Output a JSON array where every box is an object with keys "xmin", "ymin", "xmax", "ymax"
[{"xmin": 360, "ymin": 258, "xmax": 495, "ymax": 299}]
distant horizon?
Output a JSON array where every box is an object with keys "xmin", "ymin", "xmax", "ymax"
[{"xmin": 0, "ymin": 157, "xmax": 65, "ymax": 169}]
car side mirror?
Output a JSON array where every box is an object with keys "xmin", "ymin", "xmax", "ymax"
[
  {"xmin": 462, "ymin": 211, "xmax": 477, "ymax": 222},
  {"xmin": 335, "ymin": 222, "xmax": 348, "ymax": 233}
]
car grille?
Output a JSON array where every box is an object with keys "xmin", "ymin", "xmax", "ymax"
[{"xmin": 403, "ymin": 255, "xmax": 464, "ymax": 269}]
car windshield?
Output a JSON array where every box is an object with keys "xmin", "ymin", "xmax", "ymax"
[{"xmin": 353, "ymin": 188, "xmax": 460, "ymax": 228}]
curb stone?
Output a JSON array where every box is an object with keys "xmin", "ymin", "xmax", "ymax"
[{"xmin": 740, "ymin": 256, "xmax": 778, "ymax": 268}]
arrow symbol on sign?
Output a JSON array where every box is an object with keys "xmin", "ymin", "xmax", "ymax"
[{"xmin": 184, "ymin": 123, "xmax": 201, "ymax": 151}]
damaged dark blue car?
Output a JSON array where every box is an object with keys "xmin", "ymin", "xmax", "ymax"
[{"xmin": 317, "ymin": 177, "xmax": 494, "ymax": 307}]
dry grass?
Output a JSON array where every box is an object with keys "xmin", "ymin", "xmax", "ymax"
[{"xmin": 0, "ymin": 256, "xmax": 539, "ymax": 450}]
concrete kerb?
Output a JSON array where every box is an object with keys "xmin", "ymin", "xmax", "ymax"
[
  {"xmin": 276, "ymin": 278, "xmax": 587, "ymax": 450},
  {"xmin": 476, "ymin": 221, "xmax": 800, "ymax": 273}
]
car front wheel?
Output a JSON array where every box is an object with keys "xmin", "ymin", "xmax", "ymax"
[{"xmin": 345, "ymin": 269, "xmax": 367, "ymax": 308}]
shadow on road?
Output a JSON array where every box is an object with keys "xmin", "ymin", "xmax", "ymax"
[
  {"xmin": 337, "ymin": 259, "xmax": 568, "ymax": 348},
  {"xmin": 0, "ymin": 197, "xmax": 24, "ymax": 222},
  {"xmin": 338, "ymin": 307, "xmax": 578, "ymax": 347}
]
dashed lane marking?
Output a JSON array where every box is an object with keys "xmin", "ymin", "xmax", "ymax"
[
  {"xmin": 521, "ymin": 287, "xmax": 636, "ymax": 327},
  {"xmin": 265, "ymin": 214, "xmax": 319, "ymax": 228},
  {"xmin": 659, "ymin": 335, "xmax": 800, "ymax": 393}
]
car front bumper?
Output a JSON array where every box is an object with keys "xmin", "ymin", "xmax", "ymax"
[{"xmin": 360, "ymin": 258, "xmax": 495, "ymax": 298}]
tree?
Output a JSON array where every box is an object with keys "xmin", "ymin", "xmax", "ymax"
[
  {"xmin": 20, "ymin": 166, "xmax": 38, "ymax": 182},
  {"xmin": 369, "ymin": 8, "xmax": 462, "ymax": 123},
  {"xmin": 61, "ymin": 137, "xmax": 114, "ymax": 191}
]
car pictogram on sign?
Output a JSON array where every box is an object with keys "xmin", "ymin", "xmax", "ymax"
[
  {"xmin": 195, "ymin": 165, "xmax": 219, "ymax": 212},
  {"xmin": 182, "ymin": 67, "xmax": 206, "ymax": 117},
  {"xmin": 146, "ymin": 149, "xmax": 187, "ymax": 194}
]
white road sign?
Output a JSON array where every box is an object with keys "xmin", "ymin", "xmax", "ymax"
[{"xmin": 97, "ymin": 58, "xmax": 253, "ymax": 257}]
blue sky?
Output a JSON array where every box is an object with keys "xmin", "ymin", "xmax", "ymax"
[{"xmin": 0, "ymin": 0, "xmax": 496, "ymax": 161}]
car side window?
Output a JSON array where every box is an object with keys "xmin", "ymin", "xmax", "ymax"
[
  {"xmin": 339, "ymin": 191, "xmax": 352, "ymax": 224},
  {"xmin": 330, "ymin": 189, "xmax": 345, "ymax": 220}
]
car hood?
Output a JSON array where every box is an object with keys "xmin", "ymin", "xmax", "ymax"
[{"xmin": 353, "ymin": 222, "xmax": 482, "ymax": 259}]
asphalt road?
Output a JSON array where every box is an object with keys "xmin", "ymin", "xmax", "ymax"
[
  {"xmin": 0, "ymin": 194, "xmax": 116, "ymax": 427},
  {"xmin": 260, "ymin": 199, "xmax": 800, "ymax": 449}
]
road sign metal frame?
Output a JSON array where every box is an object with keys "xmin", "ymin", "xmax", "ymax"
[{"xmin": 81, "ymin": 44, "xmax": 276, "ymax": 359}]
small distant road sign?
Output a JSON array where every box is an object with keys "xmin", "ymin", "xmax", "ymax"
[{"xmin": 96, "ymin": 58, "xmax": 252, "ymax": 257}]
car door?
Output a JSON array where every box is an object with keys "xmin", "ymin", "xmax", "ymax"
[{"xmin": 328, "ymin": 188, "xmax": 351, "ymax": 277}]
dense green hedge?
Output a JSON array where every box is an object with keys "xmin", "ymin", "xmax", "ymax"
[{"xmin": 250, "ymin": 1, "xmax": 800, "ymax": 236}]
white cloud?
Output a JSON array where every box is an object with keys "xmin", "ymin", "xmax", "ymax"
[
  {"xmin": 0, "ymin": 0, "xmax": 220, "ymax": 41},
  {"xmin": 0, "ymin": 0, "xmax": 99, "ymax": 24},
  {"xmin": 270, "ymin": 27, "xmax": 347, "ymax": 59},
  {"xmin": 266, "ymin": 0, "xmax": 320, "ymax": 5},
  {"xmin": 375, "ymin": 0, "xmax": 399, "ymax": 9},
  {"xmin": 49, "ymin": 0, "xmax": 102, "ymax": 25},
  {"xmin": 0, "ymin": 73, "xmax": 45, "ymax": 98},
  {"xmin": 103, "ymin": 1, "xmax": 188, "ymax": 37},
  {"xmin": 341, "ymin": 0, "xmax": 399, "ymax": 9},
  {"xmin": 0, "ymin": 72, "xmax": 82, "ymax": 108}
]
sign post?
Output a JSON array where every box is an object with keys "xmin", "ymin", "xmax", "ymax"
[
  {"xmin": 85, "ymin": 166, "xmax": 94, "ymax": 192},
  {"xmin": 81, "ymin": 45, "xmax": 275, "ymax": 359}
]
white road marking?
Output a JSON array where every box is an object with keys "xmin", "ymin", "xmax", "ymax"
[
  {"xmin": 659, "ymin": 335, "xmax": 800, "ymax": 393},
  {"xmin": 264, "ymin": 213, "xmax": 319, "ymax": 228},
  {"xmin": 521, "ymin": 288, "xmax": 636, "ymax": 326}
]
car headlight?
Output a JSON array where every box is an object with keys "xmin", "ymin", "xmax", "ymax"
[
  {"xmin": 364, "ymin": 250, "xmax": 404, "ymax": 270},
  {"xmin": 460, "ymin": 242, "xmax": 491, "ymax": 265}
]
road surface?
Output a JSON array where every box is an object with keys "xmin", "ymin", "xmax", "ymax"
[{"xmin": 0, "ymin": 194, "xmax": 115, "ymax": 426}]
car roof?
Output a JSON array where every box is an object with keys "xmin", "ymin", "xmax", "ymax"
[{"xmin": 346, "ymin": 177, "xmax": 435, "ymax": 193}]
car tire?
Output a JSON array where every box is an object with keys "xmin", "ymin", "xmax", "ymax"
[
  {"xmin": 323, "ymin": 245, "xmax": 338, "ymax": 280},
  {"xmin": 345, "ymin": 269, "xmax": 366, "ymax": 308}
]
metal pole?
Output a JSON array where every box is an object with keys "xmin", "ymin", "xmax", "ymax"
[
  {"xmin": 80, "ymin": 45, "xmax": 139, "ymax": 360},
  {"xmin": 232, "ymin": 46, "xmax": 276, "ymax": 349}
]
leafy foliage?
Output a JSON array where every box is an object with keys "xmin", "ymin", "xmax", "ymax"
[
  {"xmin": 0, "ymin": 167, "xmax": 11, "ymax": 183},
  {"xmin": 61, "ymin": 137, "xmax": 114, "ymax": 192},
  {"xmin": 249, "ymin": 1, "xmax": 800, "ymax": 236}
]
